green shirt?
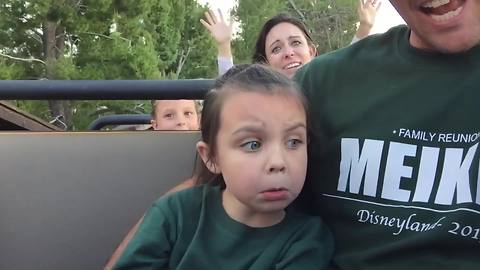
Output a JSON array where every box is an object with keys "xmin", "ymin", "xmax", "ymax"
[
  {"xmin": 113, "ymin": 185, "xmax": 333, "ymax": 269},
  {"xmin": 295, "ymin": 25, "xmax": 480, "ymax": 270}
]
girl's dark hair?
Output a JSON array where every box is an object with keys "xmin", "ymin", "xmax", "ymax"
[
  {"xmin": 193, "ymin": 64, "xmax": 309, "ymax": 187},
  {"xmin": 252, "ymin": 13, "xmax": 317, "ymax": 64}
]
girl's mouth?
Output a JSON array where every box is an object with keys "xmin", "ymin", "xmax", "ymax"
[{"xmin": 261, "ymin": 188, "xmax": 288, "ymax": 201}]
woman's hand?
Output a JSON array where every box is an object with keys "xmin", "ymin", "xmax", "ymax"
[
  {"xmin": 355, "ymin": 0, "xmax": 381, "ymax": 39},
  {"xmin": 200, "ymin": 9, "xmax": 233, "ymax": 58}
]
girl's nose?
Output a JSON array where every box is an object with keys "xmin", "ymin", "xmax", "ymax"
[{"xmin": 267, "ymin": 146, "xmax": 286, "ymax": 173}]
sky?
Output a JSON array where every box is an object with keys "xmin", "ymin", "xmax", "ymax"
[
  {"xmin": 196, "ymin": 0, "xmax": 405, "ymax": 35},
  {"xmin": 196, "ymin": 0, "xmax": 237, "ymax": 16}
]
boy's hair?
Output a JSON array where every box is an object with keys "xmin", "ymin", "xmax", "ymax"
[
  {"xmin": 194, "ymin": 64, "xmax": 309, "ymax": 187},
  {"xmin": 150, "ymin": 99, "xmax": 201, "ymax": 117},
  {"xmin": 252, "ymin": 13, "xmax": 317, "ymax": 64}
]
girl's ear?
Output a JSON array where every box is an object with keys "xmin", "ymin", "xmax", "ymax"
[{"xmin": 196, "ymin": 141, "xmax": 221, "ymax": 174}]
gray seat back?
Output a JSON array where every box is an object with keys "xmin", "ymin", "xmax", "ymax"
[{"xmin": 0, "ymin": 131, "xmax": 199, "ymax": 270}]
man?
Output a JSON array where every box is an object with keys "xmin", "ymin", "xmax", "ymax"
[
  {"xmin": 106, "ymin": 1, "xmax": 480, "ymax": 268},
  {"xmin": 295, "ymin": 0, "xmax": 480, "ymax": 269}
]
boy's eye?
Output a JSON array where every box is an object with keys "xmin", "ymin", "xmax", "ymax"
[
  {"xmin": 286, "ymin": 139, "xmax": 303, "ymax": 149},
  {"xmin": 240, "ymin": 141, "xmax": 262, "ymax": 152}
]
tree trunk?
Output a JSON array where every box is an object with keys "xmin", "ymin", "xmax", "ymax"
[{"xmin": 43, "ymin": 21, "xmax": 72, "ymax": 130}]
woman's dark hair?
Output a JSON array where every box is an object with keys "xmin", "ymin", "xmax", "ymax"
[
  {"xmin": 193, "ymin": 64, "xmax": 309, "ymax": 187},
  {"xmin": 252, "ymin": 13, "xmax": 317, "ymax": 64}
]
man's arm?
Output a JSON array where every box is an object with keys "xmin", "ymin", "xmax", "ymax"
[{"xmin": 103, "ymin": 178, "xmax": 195, "ymax": 270}]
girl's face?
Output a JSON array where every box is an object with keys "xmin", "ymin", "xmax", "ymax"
[
  {"xmin": 205, "ymin": 90, "xmax": 307, "ymax": 227},
  {"xmin": 264, "ymin": 22, "xmax": 316, "ymax": 78}
]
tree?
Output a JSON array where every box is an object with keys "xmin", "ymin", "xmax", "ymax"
[
  {"xmin": 0, "ymin": 0, "xmax": 216, "ymax": 130},
  {"xmin": 287, "ymin": 0, "xmax": 357, "ymax": 54},
  {"xmin": 232, "ymin": 0, "xmax": 287, "ymax": 64},
  {"xmin": 232, "ymin": 0, "xmax": 357, "ymax": 61}
]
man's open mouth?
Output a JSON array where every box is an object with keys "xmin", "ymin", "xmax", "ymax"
[{"xmin": 420, "ymin": 0, "xmax": 465, "ymax": 22}]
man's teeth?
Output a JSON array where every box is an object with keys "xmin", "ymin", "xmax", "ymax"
[
  {"xmin": 422, "ymin": 0, "xmax": 450, "ymax": 9},
  {"xmin": 431, "ymin": 5, "xmax": 462, "ymax": 21}
]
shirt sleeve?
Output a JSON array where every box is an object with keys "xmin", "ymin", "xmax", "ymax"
[
  {"xmin": 112, "ymin": 201, "xmax": 175, "ymax": 270},
  {"xmin": 275, "ymin": 217, "xmax": 334, "ymax": 270},
  {"xmin": 217, "ymin": 56, "xmax": 234, "ymax": 75},
  {"xmin": 350, "ymin": 35, "xmax": 361, "ymax": 45}
]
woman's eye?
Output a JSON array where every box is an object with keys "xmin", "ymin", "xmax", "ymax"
[
  {"xmin": 286, "ymin": 139, "xmax": 303, "ymax": 149},
  {"xmin": 292, "ymin": 40, "xmax": 301, "ymax": 46},
  {"xmin": 272, "ymin": 46, "xmax": 281, "ymax": 54},
  {"xmin": 241, "ymin": 141, "xmax": 262, "ymax": 152}
]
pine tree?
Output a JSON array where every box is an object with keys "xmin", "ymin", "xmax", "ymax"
[
  {"xmin": 0, "ymin": 0, "xmax": 216, "ymax": 130},
  {"xmin": 232, "ymin": 0, "xmax": 357, "ymax": 61}
]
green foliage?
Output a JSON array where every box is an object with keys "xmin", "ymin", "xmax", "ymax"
[
  {"xmin": 232, "ymin": 0, "xmax": 287, "ymax": 63},
  {"xmin": 232, "ymin": 0, "xmax": 358, "ymax": 60},
  {"xmin": 0, "ymin": 0, "xmax": 216, "ymax": 130},
  {"xmin": 0, "ymin": 0, "xmax": 358, "ymax": 130},
  {"xmin": 177, "ymin": 0, "xmax": 218, "ymax": 79},
  {"xmin": 291, "ymin": 0, "xmax": 358, "ymax": 54},
  {"xmin": 0, "ymin": 60, "xmax": 26, "ymax": 79}
]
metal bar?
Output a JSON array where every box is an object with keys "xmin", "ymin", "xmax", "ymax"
[
  {"xmin": 0, "ymin": 80, "xmax": 214, "ymax": 100},
  {"xmin": 88, "ymin": 114, "xmax": 152, "ymax": 130}
]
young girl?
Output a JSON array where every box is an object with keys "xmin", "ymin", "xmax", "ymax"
[{"xmin": 112, "ymin": 64, "xmax": 333, "ymax": 269}]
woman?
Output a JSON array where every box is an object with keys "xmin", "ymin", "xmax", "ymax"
[
  {"xmin": 201, "ymin": 11, "xmax": 316, "ymax": 78},
  {"xmin": 200, "ymin": 0, "xmax": 380, "ymax": 77}
]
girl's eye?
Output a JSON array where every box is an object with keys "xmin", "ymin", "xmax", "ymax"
[
  {"xmin": 185, "ymin": 111, "xmax": 194, "ymax": 117},
  {"xmin": 164, "ymin": 113, "xmax": 174, "ymax": 119},
  {"xmin": 241, "ymin": 141, "xmax": 262, "ymax": 152},
  {"xmin": 286, "ymin": 139, "xmax": 303, "ymax": 149}
]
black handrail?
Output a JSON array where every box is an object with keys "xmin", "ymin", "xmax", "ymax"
[
  {"xmin": 88, "ymin": 114, "xmax": 152, "ymax": 130},
  {"xmin": 0, "ymin": 80, "xmax": 213, "ymax": 100}
]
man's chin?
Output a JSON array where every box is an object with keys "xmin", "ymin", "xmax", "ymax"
[{"xmin": 411, "ymin": 31, "xmax": 480, "ymax": 53}]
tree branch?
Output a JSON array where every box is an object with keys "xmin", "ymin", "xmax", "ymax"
[
  {"xmin": 287, "ymin": 0, "xmax": 306, "ymax": 22},
  {"xmin": 80, "ymin": 31, "xmax": 131, "ymax": 43},
  {"xmin": 0, "ymin": 52, "xmax": 46, "ymax": 65},
  {"xmin": 176, "ymin": 46, "xmax": 191, "ymax": 78}
]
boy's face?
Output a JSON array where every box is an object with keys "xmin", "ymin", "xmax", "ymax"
[
  {"xmin": 390, "ymin": 0, "xmax": 480, "ymax": 53},
  {"xmin": 151, "ymin": 100, "xmax": 199, "ymax": 131},
  {"xmin": 213, "ymin": 91, "xmax": 307, "ymax": 224}
]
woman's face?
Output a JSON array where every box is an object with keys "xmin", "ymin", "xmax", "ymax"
[{"xmin": 264, "ymin": 22, "xmax": 316, "ymax": 78}]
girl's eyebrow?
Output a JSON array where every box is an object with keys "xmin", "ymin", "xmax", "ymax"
[
  {"xmin": 231, "ymin": 122, "xmax": 306, "ymax": 135},
  {"xmin": 285, "ymin": 122, "xmax": 306, "ymax": 132},
  {"xmin": 232, "ymin": 125, "xmax": 264, "ymax": 135}
]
